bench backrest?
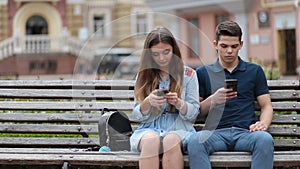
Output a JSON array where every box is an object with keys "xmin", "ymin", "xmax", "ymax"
[
  {"xmin": 0, "ymin": 80, "xmax": 134, "ymax": 149},
  {"xmin": 0, "ymin": 80, "xmax": 299, "ymax": 151}
]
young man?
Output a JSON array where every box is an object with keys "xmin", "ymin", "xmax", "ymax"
[{"xmin": 188, "ymin": 20, "xmax": 274, "ymax": 169}]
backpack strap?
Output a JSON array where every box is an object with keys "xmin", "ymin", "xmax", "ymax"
[
  {"xmin": 105, "ymin": 117, "xmax": 110, "ymax": 146},
  {"xmin": 101, "ymin": 108, "xmax": 109, "ymax": 115}
]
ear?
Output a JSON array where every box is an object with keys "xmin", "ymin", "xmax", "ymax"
[
  {"xmin": 240, "ymin": 41, "xmax": 244, "ymax": 48},
  {"xmin": 213, "ymin": 40, "xmax": 218, "ymax": 49}
]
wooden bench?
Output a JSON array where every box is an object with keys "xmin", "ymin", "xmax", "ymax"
[{"xmin": 0, "ymin": 79, "xmax": 299, "ymax": 168}]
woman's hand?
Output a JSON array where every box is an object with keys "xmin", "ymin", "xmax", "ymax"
[
  {"xmin": 165, "ymin": 91, "xmax": 179, "ymax": 106},
  {"xmin": 148, "ymin": 89, "xmax": 167, "ymax": 107},
  {"xmin": 166, "ymin": 92, "xmax": 186, "ymax": 113}
]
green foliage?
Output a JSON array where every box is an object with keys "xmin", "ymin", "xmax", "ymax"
[
  {"xmin": 264, "ymin": 65, "xmax": 281, "ymax": 80},
  {"xmin": 248, "ymin": 58, "xmax": 281, "ymax": 80}
]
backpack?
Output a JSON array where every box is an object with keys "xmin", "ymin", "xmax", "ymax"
[{"xmin": 98, "ymin": 108, "xmax": 133, "ymax": 151}]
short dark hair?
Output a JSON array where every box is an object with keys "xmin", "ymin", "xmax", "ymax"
[{"xmin": 215, "ymin": 20, "xmax": 242, "ymax": 41}]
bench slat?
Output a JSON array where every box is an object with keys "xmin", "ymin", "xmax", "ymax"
[
  {"xmin": 268, "ymin": 126, "xmax": 300, "ymax": 136},
  {"xmin": 271, "ymin": 114, "xmax": 300, "ymax": 124},
  {"xmin": 0, "ymin": 101, "xmax": 134, "ymax": 111},
  {"xmin": 270, "ymin": 90, "xmax": 300, "ymax": 100},
  {"xmin": 0, "ymin": 137, "xmax": 297, "ymax": 150},
  {"xmin": 0, "ymin": 150, "xmax": 299, "ymax": 167},
  {"xmin": 0, "ymin": 137, "xmax": 98, "ymax": 147},
  {"xmin": 0, "ymin": 153, "xmax": 139, "ymax": 166},
  {"xmin": 209, "ymin": 151, "xmax": 300, "ymax": 167},
  {"xmin": 0, "ymin": 148, "xmax": 89, "ymax": 154},
  {"xmin": 0, "ymin": 79, "xmax": 297, "ymax": 89},
  {"xmin": 267, "ymin": 80, "xmax": 300, "ymax": 89},
  {"xmin": 0, "ymin": 80, "xmax": 135, "ymax": 89},
  {"xmin": 0, "ymin": 113, "xmax": 102, "ymax": 123},
  {"xmin": 0, "ymin": 124, "xmax": 98, "ymax": 134},
  {"xmin": 2, "ymin": 89, "xmax": 300, "ymax": 100},
  {"xmin": 271, "ymin": 102, "xmax": 300, "ymax": 111},
  {"xmin": 274, "ymin": 139, "xmax": 300, "ymax": 148},
  {"xmin": 0, "ymin": 113, "xmax": 299, "ymax": 124},
  {"xmin": 1, "ymin": 101, "xmax": 299, "ymax": 111},
  {"xmin": 0, "ymin": 89, "xmax": 134, "ymax": 99}
]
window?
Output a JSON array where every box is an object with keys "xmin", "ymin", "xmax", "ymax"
[
  {"xmin": 94, "ymin": 16, "xmax": 104, "ymax": 37},
  {"xmin": 131, "ymin": 9, "xmax": 152, "ymax": 36},
  {"xmin": 136, "ymin": 14, "xmax": 147, "ymax": 35},
  {"xmin": 29, "ymin": 60, "xmax": 57, "ymax": 73},
  {"xmin": 216, "ymin": 14, "xmax": 230, "ymax": 26},
  {"xmin": 74, "ymin": 5, "xmax": 81, "ymax": 15},
  {"xmin": 89, "ymin": 8, "xmax": 111, "ymax": 38},
  {"xmin": 47, "ymin": 60, "xmax": 57, "ymax": 72},
  {"xmin": 187, "ymin": 18, "xmax": 199, "ymax": 58}
]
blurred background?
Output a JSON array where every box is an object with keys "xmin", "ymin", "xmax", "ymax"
[{"xmin": 0, "ymin": 0, "xmax": 299, "ymax": 80}]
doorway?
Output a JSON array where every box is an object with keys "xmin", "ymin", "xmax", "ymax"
[
  {"xmin": 26, "ymin": 15, "xmax": 48, "ymax": 35},
  {"xmin": 278, "ymin": 29, "xmax": 296, "ymax": 75},
  {"xmin": 25, "ymin": 15, "xmax": 49, "ymax": 52}
]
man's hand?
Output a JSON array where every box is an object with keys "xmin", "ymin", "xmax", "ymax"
[
  {"xmin": 211, "ymin": 87, "xmax": 237, "ymax": 105},
  {"xmin": 249, "ymin": 121, "xmax": 268, "ymax": 132}
]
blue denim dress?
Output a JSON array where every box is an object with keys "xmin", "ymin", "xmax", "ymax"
[{"xmin": 130, "ymin": 67, "xmax": 200, "ymax": 153}]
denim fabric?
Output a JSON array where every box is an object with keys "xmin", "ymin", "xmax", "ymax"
[{"xmin": 188, "ymin": 127, "xmax": 274, "ymax": 169}]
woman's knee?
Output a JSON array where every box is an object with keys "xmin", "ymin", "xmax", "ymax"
[
  {"xmin": 163, "ymin": 133, "xmax": 181, "ymax": 152},
  {"xmin": 140, "ymin": 132, "xmax": 160, "ymax": 152}
]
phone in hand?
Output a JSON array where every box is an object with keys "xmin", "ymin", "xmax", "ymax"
[
  {"xmin": 225, "ymin": 79, "xmax": 238, "ymax": 92},
  {"xmin": 157, "ymin": 89, "xmax": 169, "ymax": 96}
]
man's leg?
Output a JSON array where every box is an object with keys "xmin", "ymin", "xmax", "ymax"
[
  {"xmin": 234, "ymin": 129, "xmax": 274, "ymax": 169},
  {"xmin": 187, "ymin": 129, "xmax": 230, "ymax": 169}
]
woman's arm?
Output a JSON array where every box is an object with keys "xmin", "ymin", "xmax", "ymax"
[{"xmin": 179, "ymin": 69, "xmax": 200, "ymax": 121}]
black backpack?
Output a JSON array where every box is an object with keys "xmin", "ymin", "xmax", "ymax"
[{"xmin": 98, "ymin": 108, "xmax": 133, "ymax": 151}]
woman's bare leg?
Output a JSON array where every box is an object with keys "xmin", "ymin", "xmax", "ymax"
[
  {"xmin": 162, "ymin": 133, "xmax": 183, "ymax": 169},
  {"xmin": 139, "ymin": 132, "xmax": 160, "ymax": 169}
]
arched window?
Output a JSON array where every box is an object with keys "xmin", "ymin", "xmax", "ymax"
[{"xmin": 26, "ymin": 15, "xmax": 48, "ymax": 35}]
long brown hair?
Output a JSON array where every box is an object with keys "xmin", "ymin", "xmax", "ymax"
[{"xmin": 135, "ymin": 26, "xmax": 184, "ymax": 111}]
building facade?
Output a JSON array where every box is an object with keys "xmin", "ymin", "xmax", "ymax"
[
  {"xmin": 0, "ymin": 0, "xmax": 152, "ymax": 79},
  {"xmin": 145, "ymin": 0, "xmax": 300, "ymax": 78},
  {"xmin": 2, "ymin": 0, "xmax": 298, "ymax": 79}
]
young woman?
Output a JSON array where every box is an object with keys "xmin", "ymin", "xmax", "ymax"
[{"xmin": 130, "ymin": 26, "xmax": 200, "ymax": 169}]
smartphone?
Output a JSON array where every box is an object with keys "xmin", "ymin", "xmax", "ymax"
[
  {"xmin": 225, "ymin": 79, "xmax": 238, "ymax": 92},
  {"xmin": 157, "ymin": 89, "xmax": 169, "ymax": 96}
]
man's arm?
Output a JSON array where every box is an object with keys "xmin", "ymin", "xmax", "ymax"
[
  {"xmin": 249, "ymin": 94, "xmax": 273, "ymax": 132},
  {"xmin": 199, "ymin": 88, "xmax": 237, "ymax": 117}
]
